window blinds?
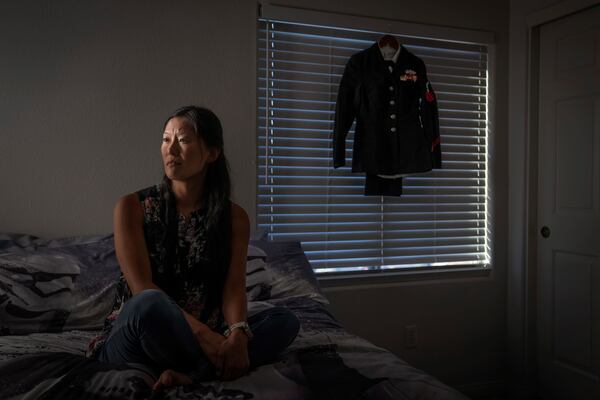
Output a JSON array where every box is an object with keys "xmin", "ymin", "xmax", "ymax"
[{"xmin": 257, "ymin": 19, "xmax": 490, "ymax": 274}]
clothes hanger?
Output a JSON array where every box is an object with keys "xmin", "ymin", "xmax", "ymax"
[{"xmin": 378, "ymin": 34, "xmax": 399, "ymax": 51}]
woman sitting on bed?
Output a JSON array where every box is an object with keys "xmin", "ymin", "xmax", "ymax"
[{"xmin": 86, "ymin": 105, "xmax": 300, "ymax": 390}]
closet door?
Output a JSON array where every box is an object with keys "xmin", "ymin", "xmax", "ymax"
[{"xmin": 537, "ymin": 5, "xmax": 600, "ymax": 400}]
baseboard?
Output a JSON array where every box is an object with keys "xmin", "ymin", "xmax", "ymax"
[
  {"xmin": 455, "ymin": 379, "xmax": 540, "ymax": 400},
  {"xmin": 505, "ymin": 380, "xmax": 539, "ymax": 400},
  {"xmin": 455, "ymin": 380, "xmax": 506, "ymax": 399}
]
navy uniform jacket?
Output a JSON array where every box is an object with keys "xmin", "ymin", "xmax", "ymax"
[{"xmin": 332, "ymin": 43, "xmax": 442, "ymax": 175}]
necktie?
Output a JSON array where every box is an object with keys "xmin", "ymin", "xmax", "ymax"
[{"xmin": 385, "ymin": 60, "xmax": 395, "ymax": 74}]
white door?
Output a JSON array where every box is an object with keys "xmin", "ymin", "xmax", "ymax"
[{"xmin": 538, "ymin": 5, "xmax": 600, "ymax": 400}]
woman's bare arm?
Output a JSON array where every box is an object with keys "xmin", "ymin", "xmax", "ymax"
[
  {"xmin": 216, "ymin": 202, "xmax": 251, "ymax": 380},
  {"xmin": 221, "ymin": 202, "xmax": 250, "ymax": 328},
  {"xmin": 113, "ymin": 194, "xmax": 155, "ymax": 294}
]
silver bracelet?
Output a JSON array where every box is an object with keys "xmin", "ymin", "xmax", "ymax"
[{"xmin": 224, "ymin": 321, "xmax": 253, "ymax": 340}]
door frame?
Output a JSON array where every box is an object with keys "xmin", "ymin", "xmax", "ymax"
[{"xmin": 508, "ymin": 0, "xmax": 600, "ymax": 398}]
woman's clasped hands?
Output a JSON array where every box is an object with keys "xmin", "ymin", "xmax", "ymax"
[{"xmin": 196, "ymin": 328, "xmax": 250, "ymax": 381}]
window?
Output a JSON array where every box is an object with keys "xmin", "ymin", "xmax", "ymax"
[{"xmin": 257, "ymin": 6, "xmax": 492, "ymax": 276}]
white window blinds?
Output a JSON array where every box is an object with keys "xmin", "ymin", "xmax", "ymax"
[{"xmin": 257, "ymin": 17, "xmax": 491, "ymax": 275}]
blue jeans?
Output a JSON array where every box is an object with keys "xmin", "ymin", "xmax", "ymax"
[{"xmin": 96, "ymin": 289, "xmax": 300, "ymax": 379}]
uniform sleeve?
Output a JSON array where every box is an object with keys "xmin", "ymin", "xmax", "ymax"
[
  {"xmin": 332, "ymin": 55, "xmax": 360, "ymax": 169},
  {"xmin": 418, "ymin": 60, "xmax": 442, "ymax": 169}
]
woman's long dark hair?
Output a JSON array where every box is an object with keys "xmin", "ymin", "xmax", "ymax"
[{"xmin": 161, "ymin": 106, "xmax": 232, "ymax": 318}]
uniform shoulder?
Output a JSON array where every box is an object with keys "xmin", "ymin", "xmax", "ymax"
[
  {"xmin": 358, "ymin": 43, "xmax": 379, "ymax": 58},
  {"xmin": 403, "ymin": 48, "xmax": 426, "ymax": 69}
]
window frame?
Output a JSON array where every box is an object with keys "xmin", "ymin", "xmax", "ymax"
[{"xmin": 256, "ymin": 5, "xmax": 497, "ymax": 283}]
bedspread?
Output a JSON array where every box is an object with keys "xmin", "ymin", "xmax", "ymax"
[{"xmin": 0, "ymin": 233, "xmax": 469, "ymax": 399}]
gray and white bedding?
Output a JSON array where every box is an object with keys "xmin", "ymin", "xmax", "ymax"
[{"xmin": 0, "ymin": 233, "xmax": 469, "ymax": 399}]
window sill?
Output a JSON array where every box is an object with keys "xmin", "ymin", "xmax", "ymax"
[{"xmin": 317, "ymin": 264, "xmax": 492, "ymax": 289}]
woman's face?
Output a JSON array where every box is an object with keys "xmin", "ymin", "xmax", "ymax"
[{"xmin": 161, "ymin": 116, "xmax": 219, "ymax": 182}]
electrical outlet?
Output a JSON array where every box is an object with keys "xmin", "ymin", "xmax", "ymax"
[{"xmin": 405, "ymin": 325, "xmax": 418, "ymax": 349}]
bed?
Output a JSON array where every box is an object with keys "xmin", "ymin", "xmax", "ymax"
[{"xmin": 0, "ymin": 232, "xmax": 469, "ymax": 399}]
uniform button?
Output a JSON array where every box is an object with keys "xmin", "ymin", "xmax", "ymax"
[
  {"xmin": 390, "ymin": 127, "xmax": 397, "ymax": 133},
  {"xmin": 389, "ymin": 86, "xmax": 394, "ymax": 91},
  {"xmin": 390, "ymin": 114, "xmax": 396, "ymax": 119},
  {"xmin": 389, "ymin": 100, "xmax": 395, "ymax": 105}
]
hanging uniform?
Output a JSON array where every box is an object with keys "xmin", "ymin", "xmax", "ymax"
[{"xmin": 332, "ymin": 43, "xmax": 441, "ymax": 196}]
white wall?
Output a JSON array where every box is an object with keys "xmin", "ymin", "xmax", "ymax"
[
  {"xmin": 0, "ymin": 0, "xmax": 259, "ymax": 237},
  {"xmin": 0, "ymin": 0, "xmax": 509, "ymax": 393}
]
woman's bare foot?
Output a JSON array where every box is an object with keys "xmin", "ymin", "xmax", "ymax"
[{"xmin": 152, "ymin": 369, "xmax": 192, "ymax": 391}]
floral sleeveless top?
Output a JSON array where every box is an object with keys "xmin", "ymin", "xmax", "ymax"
[{"xmin": 86, "ymin": 182, "xmax": 226, "ymax": 358}]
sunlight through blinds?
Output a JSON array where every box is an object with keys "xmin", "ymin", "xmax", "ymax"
[{"xmin": 257, "ymin": 19, "xmax": 491, "ymax": 275}]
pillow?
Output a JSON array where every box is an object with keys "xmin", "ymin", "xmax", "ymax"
[
  {"xmin": 0, "ymin": 234, "xmax": 120, "ymax": 335},
  {"xmin": 246, "ymin": 239, "xmax": 328, "ymax": 304},
  {"xmin": 247, "ymin": 243, "xmax": 267, "ymax": 259},
  {"xmin": 0, "ymin": 232, "xmax": 327, "ymax": 335}
]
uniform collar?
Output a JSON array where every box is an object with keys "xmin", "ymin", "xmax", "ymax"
[
  {"xmin": 378, "ymin": 44, "xmax": 401, "ymax": 63},
  {"xmin": 372, "ymin": 42, "xmax": 408, "ymax": 65}
]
